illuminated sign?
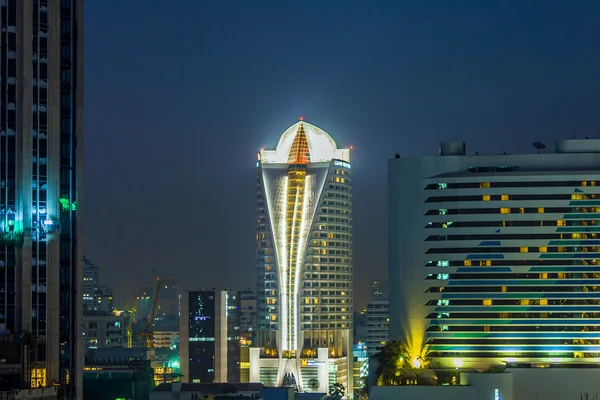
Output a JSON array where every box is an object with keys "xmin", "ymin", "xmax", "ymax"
[
  {"xmin": 194, "ymin": 316, "xmax": 211, "ymax": 321},
  {"xmin": 494, "ymin": 389, "xmax": 500, "ymax": 400},
  {"xmin": 334, "ymin": 160, "xmax": 351, "ymax": 169},
  {"xmin": 301, "ymin": 359, "xmax": 325, "ymax": 367}
]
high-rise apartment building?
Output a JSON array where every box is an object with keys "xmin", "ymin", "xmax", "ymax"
[
  {"xmin": 179, "ymin": 290, "xmax": 241, "ymax": 383},
  {"xmin": 250, "ymin": 120, "xmax": 353, "ymax": 393},
  {"xmin": 389, "ymin": 139, "xmax": 600, "ymax": 370},
  {"xmin": 158, "ymin": 282, "xmax": 179, "ymax": 318},
  {"xmin": 83, "ymin": 257, "xmax": 99, "ymax": 311},
  {"xmin": 0, "ymin": 1, "xmax": 83, "ymax": 397},
  {"xmin": 365, "ymin": 300, "xmax": 390, "ymax": 357},
  {"xmin": 370, "ymin": 278, "xmax": 388, "ymax": 301},
  {"xmin": 240, "ymin": 289, "xmax": 257, "ymax": 344}
]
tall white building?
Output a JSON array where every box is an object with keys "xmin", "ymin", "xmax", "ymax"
[
  {"xmin": 251, "ymin": 120, "xmax": 353, "ymax": 393},
  {"xmin": 389, "ymin": 139, "xmax": 600, "ymax": 370},
  {"xmin": 365, "ymin": 300, "xmax": 389, "ymax": 357}
]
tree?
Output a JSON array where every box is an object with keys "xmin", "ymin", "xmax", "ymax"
[
  {"xmin": 354, "ymin": 377, "xmax": 369, "ymax": 399},
  {"xmin": 373, "ymin": 340, "xmax": 409, "ymax": 385},
  {"xmin": 329, "ymin": 382, "xmax": 345, "ymax": 400},
  {"xmin": 373, "ymin": 340, "xmax": 430, "ymax": 386}
]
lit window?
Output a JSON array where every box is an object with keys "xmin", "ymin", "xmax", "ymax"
[
  {"xmin": 557, "ymin": 220, "xmax": 566, "ymax": 226},
  {"xmin": 538, "ymin": 207, "xmax": 544, "ymax": 214},
  {"xmin": 520, "ymin": 247, "xmax": 528, "ymax": 253},
  {"xmin": 500, "ymin": 208, "xmax": 510, "ymax": 214},
  {"xmin": 464, "ymin": 260, "xmax": 472, "ymax": 266},
  {"xmin": 539, "ymin": 246, "xmax": 547, "ymax": 253},
  {"xmin": 482, "ymin": 195, "xmax": 491, "ymax": 201},
  {"xmin": 480, "ymin": 182, "xmax": 491, "ymax": 188},
  {"xmin": 501, "ymin": 194, "xmax": 509, "ymax": 201},
  {"xmin": 483, "ymin": 299, "xmax": 492, "ymax": 306}
]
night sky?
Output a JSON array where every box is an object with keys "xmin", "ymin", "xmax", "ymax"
[{"xmin": 84, "ymin": 1, "xmax": 600, "ymax": 309}]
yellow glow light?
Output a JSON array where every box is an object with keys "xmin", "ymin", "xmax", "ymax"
[{"xmin": 411, "ymin": 357, "xmax": 422, "ymax": 369}]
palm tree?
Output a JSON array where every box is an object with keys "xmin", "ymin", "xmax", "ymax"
[{"xmin": 373, "ymin": 340, "xmax": 430, "ymax": 386}]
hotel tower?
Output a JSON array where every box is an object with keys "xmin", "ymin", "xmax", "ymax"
[
  {"xmin": 250, "ymin": 120, "xmax": 353, "ymax": 393},
  {"xmin": 389, "ymin": 140, "xmax": 600, "ymax": 371}
]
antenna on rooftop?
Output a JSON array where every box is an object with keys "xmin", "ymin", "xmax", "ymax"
[{"xmin": 532, "ymin": 141, "xmax": 546, "ymax": 154}]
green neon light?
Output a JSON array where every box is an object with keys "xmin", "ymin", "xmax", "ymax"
[
  {"xmin": 0, "ymin": 220, "xmax": 24, "ymax": 247},
  {"xmin": 71, "ymin": 201, "xmax": 77, "ymax": 211},
  {"xmin": 60, "ymin": 198, "xmax": 70, "ymax": 211}
]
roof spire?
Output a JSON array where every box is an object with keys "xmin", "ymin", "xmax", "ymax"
[{"xmin": 287, "ymin": 124, "xmax": 311, "ymax": 164}]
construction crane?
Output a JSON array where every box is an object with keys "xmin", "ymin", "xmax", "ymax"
[
  {"xmin": 127, "ymin": 290, "xmax": 138, "ymax": 348},
  {"xmin": 140, "ymin": 271, "xmax": 177, "ymax": 349}
]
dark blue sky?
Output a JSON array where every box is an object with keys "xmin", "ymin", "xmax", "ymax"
[{"xmin": 84, "ymin": 1, "xmax": 600, "ymax": 308}]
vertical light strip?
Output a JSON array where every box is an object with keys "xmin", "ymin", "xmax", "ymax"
[
  {"xmin": 294, "ymin": 175, "xmax": 313, "ymax": 351},
  {"xmin": 277, "ymin": 176, "xmax": 289, "ymax": 350},
  {"xmin": 287, "ymin": 172, "xmax": 304, "ymax": 351}
]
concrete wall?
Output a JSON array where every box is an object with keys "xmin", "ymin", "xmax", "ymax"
[
  {"xmin": 371, "ymin": 386, "xmax": 478, "ymax": 400},
  {"xmin": 508, "ymin": 368, "xmax": 600, "ymax": 400},
  {"xmin": 372, "ymin": 369, "xmax": 600, "ymax": 400}
]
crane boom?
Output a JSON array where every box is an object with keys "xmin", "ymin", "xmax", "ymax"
[
  {"xmin": 143, "ymin": 271, "xmax": 178, "ymax": 349},
  {"xmin": 127, "ymin": 290, "xmax": 138, "ymax": 348}
]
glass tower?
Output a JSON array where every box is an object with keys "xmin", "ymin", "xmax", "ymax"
[
  {"xmin": 0, "ymin": 0, "xmax": 83, "ymax": 397},
  {"xmin": 254, "ymin": 120, "xmax": 353, "ymax": 392}
]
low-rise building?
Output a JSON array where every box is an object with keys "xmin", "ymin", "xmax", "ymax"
[
  {"xmin": 82, "ymin": 312, "xmax": 124, "ymax": 354},
  {"xmin": 151, "ymin": 383, "xmax": 304, "ymax": 400},
  {"xmin": 154, "ymin": 330, "xmax": 179, "ymax": 350}
]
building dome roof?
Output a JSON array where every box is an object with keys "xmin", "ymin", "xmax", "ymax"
[{"xmin": 260, "ymin": 121, "xmax": 350, "ymax": 164}]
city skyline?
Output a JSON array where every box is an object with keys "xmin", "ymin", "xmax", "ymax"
[{"xmin": 82, "ymin": 1, "xmax": 600, "ymax": 309}]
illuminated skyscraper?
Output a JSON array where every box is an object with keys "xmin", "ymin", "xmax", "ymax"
[
  {"xmin": 0, "ymin": 1, "xmax": 84, "ymax": 397},
  {"xmin": 250, "ymin": 120, "xmax": 353, "ymax": 393}
]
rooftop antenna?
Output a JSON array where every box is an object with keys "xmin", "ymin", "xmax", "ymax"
[{"xmin": 532, "ymin": 141, "xmax": 546, "ymax": 154}]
